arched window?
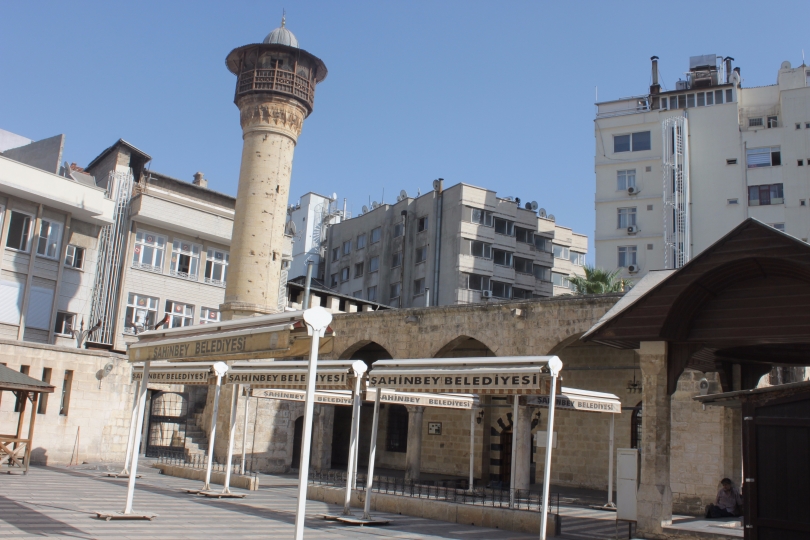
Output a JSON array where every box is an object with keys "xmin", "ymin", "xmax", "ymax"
[{"xmin": 630, "ymin": 401, "xmax": 642, "ymax": 450}]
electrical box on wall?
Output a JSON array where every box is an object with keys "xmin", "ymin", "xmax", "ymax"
[{"xmin": 617, "ymin": 448, "xmax": 640, "ymax": 523}]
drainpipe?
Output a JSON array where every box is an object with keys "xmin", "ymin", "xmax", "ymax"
[
  {"xmin": 302, "ymin": 259, "xmax": 314, "ymax": 309},
  {"xmin": 431, "ymin": 179, "xmax": 444, "ymax": 306},
  {"xmin": 399, "ymin": 210, "xmax": 407, "ymax": 308}
]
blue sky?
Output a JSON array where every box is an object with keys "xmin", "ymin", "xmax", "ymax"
[{"xmin": 2, "ymin": 1, "xmax": 809, "ymax": 262}]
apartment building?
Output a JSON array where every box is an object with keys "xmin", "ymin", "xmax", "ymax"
[
  {"xmin": 287, "ymin": 192, "xmax": 343, "ymax": 281},
  {"xmin": 595, "ymin": 55, "xmax": 810, "ymax": 279},
  {"xmin": 323, "ymin": 180, "xmax": 587, "ymax": 308}
]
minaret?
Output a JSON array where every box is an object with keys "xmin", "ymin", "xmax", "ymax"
[{"xmin": 222, "ymin": 17, "xmax": 327, "ymax": 319}]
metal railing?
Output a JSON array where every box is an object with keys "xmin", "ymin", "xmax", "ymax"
[
  {"xmin": 154, "ymin": 449, "xmax": 258, "ymax": 479},
  {"xmin": 309, "ymin": 470, "xmax": 559, "ymax": 514}
]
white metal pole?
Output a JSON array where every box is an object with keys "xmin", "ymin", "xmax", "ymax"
[
  {"xmin": 124, "ymin": 361, "xmax": 149, "ymax": 514},
  {"xmin": 343, "ymin": 365, "xmax": 366, "ymax": 515},
  {"xmin": 540, "ymin": 357, "xmax": 563, "ymax": 540},
  {"xmin": 240, "ymin": 386, "xmax": 250, "ymax": 475},
  {"xmin": 469, "ymin": 407, "xmax": 475, "ymax": 492},
  {"xmin": 203, "ymin": 363, "xmax": 229, "ymax": 492},
  {"xmin": 121, "ymin": 379, "xmax": 140, "ymax": 476},
  {"xmin": 362, "ymin": 388, "xmax": 381, "ymax": 520},
  {"xmin": 607, "ymin": 413, "xmax": 615, "ymax": 507},
  {"xmin": 222, "ymin": 383, "xmax": 240, "ymax": 494},
  {"xmin": 510, "ymin": 397, "xmax": 519, "ymax": 508},
  {"xmin": 294, "ymin": 308, "xmax": 332, "ymax": 540}
]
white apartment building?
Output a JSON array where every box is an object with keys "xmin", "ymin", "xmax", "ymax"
[
  {"xmin": 324, "ymin": 180, "xmax": 587, "ymax": 308},
  {"xmin": 595, "ymin": 55, "xmax": 810, "ymax": 279},
  {"xmin": 287, "ymin": 192, "xmax": 343, "ymax": 281}
]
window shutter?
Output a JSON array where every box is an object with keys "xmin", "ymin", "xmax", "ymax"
[
  {"xmin": 0, "ymin": 280, "xmax": 23, "ymax": 324},
  {"xmin": 746, "ymin": 148, "xmax": 771, "ymax": 167},
  {"xmin": 26, "ymin": 286, "xmax": 54, "ymax": 330}
]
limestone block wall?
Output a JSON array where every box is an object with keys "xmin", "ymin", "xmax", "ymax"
[
  {"xmin": 418, "ymin": 407, "xmax": 483, "ymax": 479},
  {"xmin": 0, "ymin": 340, "xmax": 132, "ymax": 465}
]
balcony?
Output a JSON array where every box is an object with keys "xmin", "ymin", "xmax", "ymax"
[
  {"xmin": 237, "ymin": 68, "xmax": 315, "ymax": 109},
  {"xmin": 596, "ymin": 96, "xmax": 650, "ymax": 119}
]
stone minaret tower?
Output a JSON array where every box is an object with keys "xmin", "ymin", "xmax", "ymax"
[{"xmin": 222, "ymin": 18, "xmax": 327, "ymax": 319}]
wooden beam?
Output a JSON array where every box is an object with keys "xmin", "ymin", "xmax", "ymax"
[{"xmin": 25, "ymin": 392, "xmax": 38, "ymax": 473}]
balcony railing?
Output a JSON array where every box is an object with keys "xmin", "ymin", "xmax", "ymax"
[{"xmin": 237, "ymin": 68, "xmax": 315, "ymax": 108}]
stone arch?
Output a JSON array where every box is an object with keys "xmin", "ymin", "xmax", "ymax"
[
  {"xmin": 547, "ymin": 332, "xmax": 586, "ymax": 355},
  {"xmin": 433, "ymin": 335, "xmax": 496, "ymax": 358},
  {"xmin": 338, "ymin": 340, "xmax": 394, "ymax": 364}
]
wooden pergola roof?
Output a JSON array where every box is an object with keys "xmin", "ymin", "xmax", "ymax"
[
  {"xmin": 0, "ymin": 364, "xmax": 54, "ymax": 475},
  {"xmin": 582, "ymin": 219, "xmax": 810, "ymax": 393},
  {"xmin": 0, "ymin": 364, "xmax": 55, "ymax": 394}
]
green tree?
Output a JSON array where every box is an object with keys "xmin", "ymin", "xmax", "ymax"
[{"xmin": 568, "ymin": 265, "xmax": 630, "ymax": 295}]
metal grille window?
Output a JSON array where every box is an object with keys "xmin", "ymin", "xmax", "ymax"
[
  {"xmin": 133, "ymin": 231, "xmax": 166, "ymax": 272},
  {"xmin": 413, "ymin": 278, "xmax": 425, "ymax": 296},
  {"xmin": 369, "ymin": 256, "xmax": 379, "ymax": 272},
  {"xmin": 748, "ymin": 184, "xmax": 784, "ymax": 206},
  {"xmin": 749, "ymin": 117, "xmax": 763, "ymax": 127},
  {"xmin": 64, "ymin": 245, "xmax": 85, "ymax": 269},
  {"xmin": 551, "ymin": 272, "xmax": 570, "ymax": 288},
  {"xmin": 415, "ymin": 246, "xmax": 428, "ymax": 264},
  {"xmin": 170, "ymin": 241, "xmax": 201, "ymax": 280},
  {"xmin": 533, "ymin": 264, "xmax": 551, "ymax": 281},
  {"xmin": 514, "ymin": 257, "xmax": 533, "ymax": 274},
  {"xmin": 124, "ymin": 293, "xmax": 159, "ymax": 333},
  {"xmin": 617, "ymin": 207, "xmax": 637, "ymax": 228},
  {"xmin": 342, "ymin": 240, "xmax": 351, "ymax": 256},
  {"xmin": 166, "ymin": 301, "xmax": 194, "ymax": 328},
  {"xmin": 491, "ymin": 281, "xmax": 511, "ymax": 298},
  {"xmin": 494, "ymin": 218, "xmax": 514, "ymax": 236},
  {"xmin": 204, "ymin": 249, "xmax": 228, "ymax": 286},
  {"xmin": 36, "ymin": 219, "xmax": 62, "ymax": 259},
  {"xmin": 354, "ymin": 262, "xmax": 364, "ymax": 278},
  {"xmin": 618, "ymin": 246, "xmax": 638, "ymax": 268},
  {"xmin": 357, "ymin": 234, "xmax": 366, "ymax": 249},
  {"xmin": 6, "ymin": 211, "xmax": 32, "ymax": 252},
  {"xmin": 464, "ymin": 273, "xmax": 490, "ymax": 291},
  {"xmin": 493, "ymin": 249, "xmax": 513, "ymax": 267},
  {"xmin": 617, "ymin": 170, "xmax": 636, "ymax": 190},
  {"xmin": 371, "ymin": 227, "xmax": 382, "ymax": 243},
  {"xmin": 386, "ymin": 405, "xmax": 409, "ymax": 452},
  {"xmin": 367, "ymin": 285, "xmax": 377, "ymax": 302},
  {"xmin": 391, "ymin": 251, "xmax": 402, "ymax": 268},
  {"xmin": 54, "ymin": 312, "xmax": 75, "ymax": 335},
  {"xmin": 417, "ymin": 216, "xmax": 428, "ymax": 232},
  {"xmin": 199, "ymin": 307, "xmax": 220, "ymax": 325},
  {"xmin": 552, "ymin": 245, "xmax": 570, "ymax": 260}
]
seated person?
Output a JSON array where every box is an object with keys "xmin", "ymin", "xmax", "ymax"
[{"xmin": 705, "ymin": 478, "xmax": 743, "ymax": 518}]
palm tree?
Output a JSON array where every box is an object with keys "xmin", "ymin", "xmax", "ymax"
[{"xmin": 568, "ymin": 265, "xmax": 630, "ymax": 295}]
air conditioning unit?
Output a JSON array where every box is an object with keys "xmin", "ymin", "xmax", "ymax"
[
  {"xmin": 481, "ymin": 290, "xmax": 493, "ymax": 298},
  {"xmin": 627, "ymin": 186, "xmax": 638, "ymax": 195},
  {"xmin": 627, "ymin": 264, "xmax": 639, "ymax": 273},
  {"xmin": 627, "ymin": 225, "xmax": 639, "ymax": 234}
]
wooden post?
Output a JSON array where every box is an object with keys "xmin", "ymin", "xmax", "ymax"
[
  {"xmin": 25, "ymin": 393, "xmax": 39, "ymax": 474},
  {"xmin": 15, "ymin": 391, "xmax": 28, "ymax": 447}
]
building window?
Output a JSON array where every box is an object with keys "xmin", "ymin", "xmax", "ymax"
[
  {"xmin": 357, "ymin": 234, "xmax": 366, "ymax": 249},
  {"xmin": 200, "ymin": 307, "xmax": 221, "ymax": 325},
  {"xmin": 389, "ymin": 282, "xmax": 401, "ymax": 301},
  {"xmin": 331, "ymin": 247, "xmax": 339, "ymax": 262},
  {"xmin": 494, "ymin": 218, "xmax": 514, "ymax": 236},
  {"xmin": 371, "ymin": 227, "xmax": 382, "ymax": 243},
  {"xmin": 726, "ymin": 159, "xmax": 737, "ymax": 165},
  {"xmin": 512, "ymin": 288, "xmax": 532, "ymax": 299},
  {"xmin": 614, "ymin": 131, "xmax": 651, "ymax": 153},
  {"xmin": 464, "ymin": 273, "xmax": 490, "ymax": 291},
  {"xmin": 514, "ymin": 257, "xmax": 533, "ymax": 274},
  {"xmin": 661, "ymin": 97, "xmax": 668, "ymax": 109},
  {"xmin": 686, "ymin": 94, "xmax": 695, "ymax": 108},
  {"xmin": 59, "ymin": 370, "xmax": 73, "ymax": 416},
  {"xmin": 386, "ymin": 405, "xmax": 409, "ymax": 452},
  {"xmin": 6, "ymin": 211, "xmax": 33, "ymax": 252},
  {"xmin": 617, "ymin": 207, "xmax": 637, "ymax": 229},
  {"xmin": 165, "ymin": 301, "xmax": 194, "ymax": 328},
  {"xmin": 54, "ymin": 312, "xmax": 75, "ymax": 336},
  {"xmin": 124, "ymin": 293, "xmax": 159, "ymax": 333},
  {"xmin": 36, "ymin": 219, "xmax": 62, "ymax": 259},
  {"xmin": 38, "ymin": 368, "xmax": 51, "ymax": 414},
  {"xmin": 369, "ymin": 256, "xmax": 379, "ymax": 273},
  {"xmin": 330, "ymin": 273, "xmax": 338, "ymax": 287},
  {"xmin": 341, "ymin": 267, "xmax": 350, "ymax": 282},
  {"xmin": 367, "ymin": 285, "xmax": 377, "ymax": 302},
  {"xmin": 552, "ymin": 244, "xmax": 570, "ymax": 260},
  {"xmin": 464, "ymin": 206, "xmax": 494, "ymax": 226},
  {"xmin": 534, "ymin": 235, "xmax": 551, "ymax": 253},
  {"xmin": 570, "ymin": 251, "xmax": 586, "ymax": 266},
  {"xmin": 746, "ymin": 146, "xmax": 781, "ymax": 168},
  {"xmin": 170, "ymin": 240, "xmax": 200, "ymax": 280},
  {"xmin": 617, "ymin": 170, "xmax": 636, "ymax": 191},
  {"xmin": 464, "ymin": 239, "xmax": 492, "ymax": 259},
  {"xmin": 204, "ymin": 249, "xmax": 228, "ymax": 286},
  {"xmin": 132, "ymin": 231, "xmax": 166, "ymax": 272},
  {"xmin": 771, "ymin": 223, "xmax": 786, "ymax": 232},
  {"xmin": 748, "ymin": 117, "xmax": 763, "ymax": 127},
  {"xmin": 798, "ymin": 160, "xmax": 805, "ymax": 167},
  {"xmin": 726, "ymin": 89, "xmax": 733, "ymax": 103},
  {"xmin": 618, "ymin": 246, "xmax": 638, "ymax": 268},
  {"xmin": 748, "ymin": 184, "xmax": 784, "ymax": 206},
  {"xmin": 551, "ymin": 272, "xmax": 570, "ymax": 288},
  {"xmin": 415, "ymin": 246, "xmax": 428, "ymax": 264},
  {"xmin": 354, "ymin": 262, "xmax": 364, "ymax": 278},
  {"xmin": 491, "ymin": 281, "xmax": 512, "ymax": 298},
  {"xmin": 417, "ymin": 216, "xmax": 428, "ymax": 232},
  {"xmin": 533, "ymin": 264, "xmax": 551, "ymax": 281},
  {"xmin": 353, "ymin": 290, "xmax": 363, "ymax": 299},
  {"xmin": 715, "ymin": 89, "xmax": 724, "ymax": 104},
  {"xmin": 697, "ymin": 92, "xmax": 705, "ymax": 107},
  {"xmin": 706, "ymin": 91, "xmax": 714, "ymax": 105},
  {"xmin": 413, "ymin": 278, "xmax": 425, "ymax": 296},
  {"xmin": 797, "ymin": 123, "xmax": 802, "ymax": 130},
  {"xmin": 391, "ymin": 251, "xmax": 402, "ymax": 268},
  {"xmin": 64, "ymin": 245, "xmax": 85, "ymax": 269},
  {"xmin": 493, "ymin": 249, "xmax": 513, "ymax": 267},
  {"xmin": 515, "ymin": 227, "xmax": 534, "ymax": 244},
  {"xmin": 342, "ymin": 240, "xmax": 351, "ymax": 256},
  {"xmin": 393, "ymin": 223, "xmax": 404, "ymax": 238}
]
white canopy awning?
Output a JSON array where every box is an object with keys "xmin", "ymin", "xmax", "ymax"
[
  {"xmin": 368, "ymin": 356, "xmax": 556, "ymax": 395},
  {"xmin": 226, "ymin": 360, "xmax": 359, "ymax": 390},
  {"xmin": 365, "ymin": 387, "xmax": 479, "ymax": 409},
  {"xmin": 132, "ymin": 361, "xmax": 217, "ymax": 385},
  {"xmin": 527, "ymin": 387, "xmax": 622, "ymax": 414},
  {"xmin": 251, "ymin": 388, "xmax": 355, "ymax": 405}
]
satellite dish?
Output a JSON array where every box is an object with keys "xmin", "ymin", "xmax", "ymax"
[
  {"xmin": 371, "ymin": 201, "xmax": 379, "ymax": 209},
  {"xmin": 548, "ymin": 214, "xmax": 556, "ymax": 222},
  {"xmin": 525, "ymin": 202, "xmax": 532, "ymax": 210},
  {"xmin": 539, "ymin": 208, "xmax": 547, "ymax": 218},
  {"xmin": 400, "ymin": 189, "xmax": 408, "ymax": 199},
  {"xmin": 531, "ymin": 201, "xmax": 539, "ymax": 211},
  {"xmin": 103, "ymin": 362, "xmax": 114, "ymax": 377},
  {"xmin": 362, "ymin": 205, "xmax": 369, "ymax": 214}
]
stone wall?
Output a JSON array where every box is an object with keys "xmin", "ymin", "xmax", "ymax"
[{"xmin": 0, "ymin": 339, "xmax": 132, "ymax": 465}]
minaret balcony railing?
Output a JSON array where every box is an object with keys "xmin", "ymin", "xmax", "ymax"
[{"xmin": 237, "ymin": 68, "xmax": 315, "ymax": 108}]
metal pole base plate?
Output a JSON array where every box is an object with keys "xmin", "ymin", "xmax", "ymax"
[
  {"xmin": 332, "ymin": 516, "xmax": 390, "ymax": 526},
  {"xmin": 202, "ymin": 492, "xmax": 246, "ymax": 499},
  {"xmin": 105, "ymin": 473, "xmax": 142, "ymax": 479},
  {"xmin": 95, "ymin": 511, "xmax": 157, "ymax": 521}
]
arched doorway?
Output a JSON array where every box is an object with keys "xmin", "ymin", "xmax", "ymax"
[{"xmin": 146, "ymin": 391, "xmax": 188, "ymax": 458}]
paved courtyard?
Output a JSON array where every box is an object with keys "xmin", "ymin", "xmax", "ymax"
[{"xmin": 0, "ymin": 464, "xmax": 629, "ymax": 539}]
